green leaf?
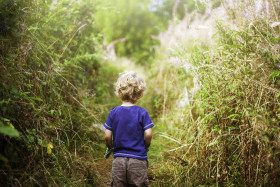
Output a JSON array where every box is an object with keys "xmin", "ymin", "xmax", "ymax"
[
  {"xmin": 208, "ymin": 141, "xmax": 217, "ymax": 146},
  {"xmin": 38, "ymin": 138, "xmax": 42, "ymax": 146},
  {"xmin": 227, "ymin": 114, "xmax": 239, "ymax": 120},
  {"xmin": 11, "ymin": 87, "xmax": 18, "ymax": 94},
  {"xmin": 29, "ymin": 97, "xmax": 43, "ymax": 102},
  {"xmin": 0, "ymin": 100, "xmax": 9, "ymax": 105},
  {"xmin": 0, "ymin": 126, "xmax": 20, "ymax": 137},
  {"xmin": 0, "ymin": 154, "xmax": 8, "ymax": 163},
  {"xmin": 28, "ymin": 26, "xmax": 39, "ymax": 31},
  {"xmin": 47, "ymin": 143, "xmax": 54, "ymax": 154},
  {"xmin": 226, "ymin": 96, "xmax": 236, "ymax": 101},
  {"xmin": 269, "ymin": 71, "xmax": 280, "ymax": 81}
]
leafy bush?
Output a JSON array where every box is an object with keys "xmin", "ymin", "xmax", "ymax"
[
  {"xmin": 0, "ymin": 0, "xmax": 120, "ymax": 185},
  {"xmin": 148, "ymin": 0, "xmax": 280, "ymax": 186}
]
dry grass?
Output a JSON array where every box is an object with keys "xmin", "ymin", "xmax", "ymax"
[{"xmin": 149, "ymin": 0, "xmax": 280, "ymax": 186}]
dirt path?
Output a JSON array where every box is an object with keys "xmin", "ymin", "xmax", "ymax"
[
  {"xmin": 95, "ymin": 157, "xmax": 113, "ymax": 186},
  {"xmin": 91, "ymin": 125, "xmax": 112, "ymax": 186}
]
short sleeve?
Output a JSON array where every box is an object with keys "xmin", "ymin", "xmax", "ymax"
[
  {"xmin": 104, "ymin": 110, "xmax": 113, "ymax": 130},
  {"xmin": 142, "ymin": 110, "xmax": 154, "ymax": 131}
]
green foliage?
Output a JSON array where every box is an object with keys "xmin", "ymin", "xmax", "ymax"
[
  {"xmin": 95, "ymin": 0, "xmax": 162, "ymax": 64},
  {"xmin": 147, "ymin": 0, "xmax": 280, "ymax": 186},
  {"xmin": 0, "ymin": 126, "xmax": 20, "ymax": 137},
  {"xmin": 0, "ymin": 117, "xmax": 20, "ymax": 137},
  {"xmin": 3, "ymin": 0, "xmax": 280, "ymax": 186},
  {"xmin": 0, "ymin": 0, "xmax": 120, "ymax": 185},
  {"xmin": 95, "ymin": 0, "xmax": 208, "ymax": 64},
  {"xmin": 187, "ymin": 22, "xmax": 280, "ymax": 185},
  {"xmin": 152, "ymin": 0, "xmax": 206, "ymax": 23}
]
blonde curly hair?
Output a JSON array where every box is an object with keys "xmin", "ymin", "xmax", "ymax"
[{"xmin": 115, "ymin": 71, "xmax": 146, "ymax": 104}]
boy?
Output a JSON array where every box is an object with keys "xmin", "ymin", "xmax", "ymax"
[{"xmin": 104, "ymin": 71, "xmax": 154, "ymax": 187}]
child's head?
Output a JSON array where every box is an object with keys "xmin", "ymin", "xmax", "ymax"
[{"xmin": 115, "ymin": 71, "xmax": 146, "ymax": 104}]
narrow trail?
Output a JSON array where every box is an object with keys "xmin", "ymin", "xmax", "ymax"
[
  {"xmin": 91, "ymin": 124, "xmax": 112, "ymax": 186},
  {"xmin": 95, "ymin": 157, "xmax": 113, "ymax": 186},
  {"xmin": 93, "ymin": 45, "xmax": 156, "ymax": 186}
]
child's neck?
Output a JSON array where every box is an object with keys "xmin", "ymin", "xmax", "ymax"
[{"xmin": 121, "ymin": 101, "xmax": 135, "ymax": 106}]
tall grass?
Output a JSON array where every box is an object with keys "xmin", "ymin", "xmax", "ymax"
[
  {"xmin": 149, "ymin": 0, "xmax": 280, "ymax": 186},
  {"xmin": 0, "ymin": 0, "xmax": 120, "ymax": 185}
]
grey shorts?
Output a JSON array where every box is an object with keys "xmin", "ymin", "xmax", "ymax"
[{"xmin": 111, "ymin": 157, "xmax": 149, "ymax": 187}]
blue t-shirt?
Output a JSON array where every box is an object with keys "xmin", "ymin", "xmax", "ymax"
[{"xmin": 104, "ymin": 105, "xmax": 154, "ymax": 160}]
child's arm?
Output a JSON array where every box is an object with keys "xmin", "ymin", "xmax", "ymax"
[
  {"xmin": 144, "ymin": 128, "xmax": 153, "ymax": 148},
  {"xmin": 105, "ymin": 129, "xmax": 113, "ymax": 149}
]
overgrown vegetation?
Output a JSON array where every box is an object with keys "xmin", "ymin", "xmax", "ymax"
[
  {"xmin": 0, "ymin": 0, "xmax": 120, "ymax": 185},
  {"xmin": 95, "ymin": 0, "xmax": 209, "ymax": 64},
  {"xmin": 2, "ymin": 0, "xmax": 279, "ymax": 186},
  {"xmin": 149, "ymin": 0, "xmax": 280, "ymax": 186}
]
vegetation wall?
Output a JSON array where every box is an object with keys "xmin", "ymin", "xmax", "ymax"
[
  {"xmin": 148, "ymin": 0, "xmax": 280, "ymax": 186},
  {"xmin": 0, "ymin": 0, "xmax": 120, "ymax": 185}
]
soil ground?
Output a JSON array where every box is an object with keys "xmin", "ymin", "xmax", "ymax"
[{"xmin": 95, "ymin": 157, "xmax": 113, "ymax": 186}]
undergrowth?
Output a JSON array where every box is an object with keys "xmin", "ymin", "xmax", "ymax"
[
  {"xmin": 1, "ymin": 0, "xmax": 280, "ymax": 186},
  {"xmin": 0, "ymin": 0, "xmax": 120, "ymax": 185},
  {"xmin": 149, "ymin": 0, "xmax": 280, "ymax": 186}
]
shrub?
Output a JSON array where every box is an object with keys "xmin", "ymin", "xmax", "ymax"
[
  {"xmin": 0, "ymin": 0, "xmax": 120, "ymax": 185},
  {"xmin": 149, "ymin": 0, "xmax": 280, "ymax": 186}
]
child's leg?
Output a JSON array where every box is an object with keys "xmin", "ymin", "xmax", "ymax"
[
  {"xmin": 111, "ymin": 157, "xmax": 128, "ymax": 187},
  {"xmin": 127, "ymin": 158, "xmax": 149, "ymax": 187}
]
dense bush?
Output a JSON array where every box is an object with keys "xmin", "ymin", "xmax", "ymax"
[
  {"xmin": 148, "ymin": 0, "xmax": 280, "ymax": 186},
  {"xmin": 0, "ymin": 0, "xmax": 120, "ymax": 185}
]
